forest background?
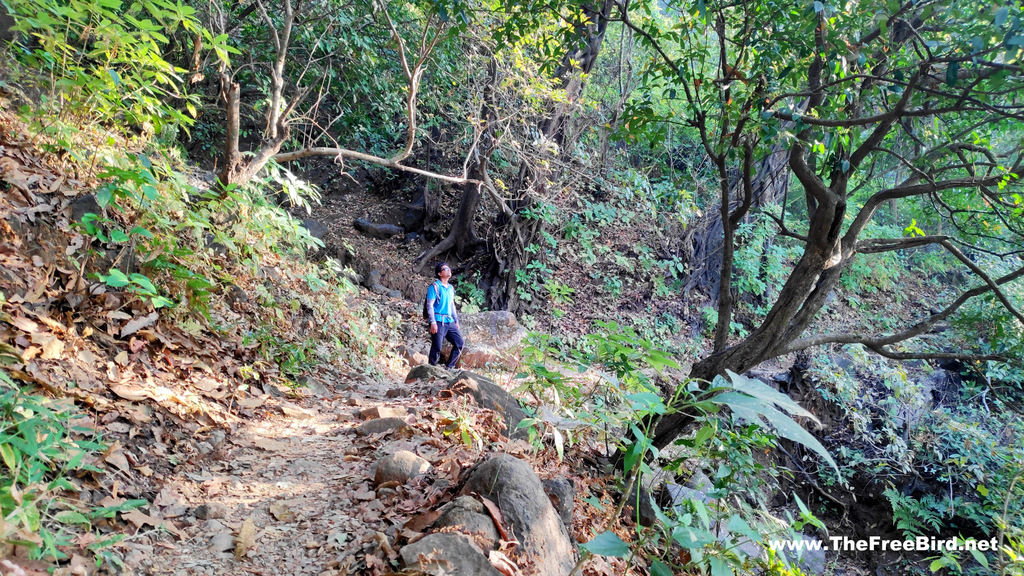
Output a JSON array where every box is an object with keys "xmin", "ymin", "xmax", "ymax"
[{"xmin": 0, "ymin": 0, "xmax": 1023, "ymax": 574}]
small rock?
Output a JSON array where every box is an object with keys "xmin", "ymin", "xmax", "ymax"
[
  {"xmin": 69, "ymin": 194, "xmax": 102, "ymax": 223},
  {"xmin": 281, "ymin": 403, "xmax": 318, "ymax": 419},
  {"xmin": 353, "ymin": 218, "xmax": 403, "ymax": 240},
  {"xmin": 373, "ymin": 450, "xmax": 431, "ymax": 487},
  {"xmin": 197, "ymin": 441, "xmax": 214, "ymax": 455},
  {"xmin": 387, "ymin": 289, "xmax": 403, "ymax": 299},
  {"xmin": 208, "ymin": 532, "xmax": 235, "ymax": 552},
  {"xmin": 209, "ymin": 430, "xmax": 227, "ymax": 447},
  {"xmin": 355, "ymin": 417, "xmax": 409, "ymax": 437},
  {"xmin": 621, "ymin": 484, "xmax": 657, "ymax": 527},
  {"xmin": 359, "ymin": 406, "xmax": 409, "ymax": 420},
  {"xmin": 447, "ymin": 372, "xmax": 529, "ymax": 439},
  {"xmin": 399, "ymin": 533, "xmax": 501, "ymax": 575},
  {"xmin": 385, "ymin": 388, "xmax": 412, "ymax": 398},
  {"xmin": 301, "ymin": 219, "xmax": 329, "ymax": 243},
  {"xmin": 226, "ymin": 285, "xmax": 249, "ymax": 307},
  {"xmin": 204, "ymin": 519, "xmax": 228, "ymax": 532},
  {"xmin": 195, "ymin": 503, "xmax": 229, "ymax": 520},
  {"xmin": 367, "ymin": 269, "xmax": 383, "ymax": 287}
]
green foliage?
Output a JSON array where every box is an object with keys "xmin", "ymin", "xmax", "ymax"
[
  {"xmin": 0, "ymin": 374, "xmax": 144, "ymax": 562},
  {"xmin": 5, "ymin": 0, "xmax": 215, "ymax": 134},
  {"xmin": 96, "ymin": 268, "xmax": 174, "ymax": 308}
]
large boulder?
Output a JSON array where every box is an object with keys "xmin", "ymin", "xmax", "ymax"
[
  {"xmin": 353, "ymin": 218, "xmax": 403, "ymax": 239},
  {"xmin": 400, "ymin": 533, "xmax": 501, "ymax": 576},
  {"xmin": 447, "ymin": 372, "xmax": 529, "ymax": 439},
  {"xmin": 462, "ymin": 455, "xmax": 576, "ymax": 576},
  {"xmin": 457, "ymin": 311, "xmax": 528, "ymax": 368},
  {"xmin": 402, "ymin": 311, "xmax": 528, "ymax": 369}
]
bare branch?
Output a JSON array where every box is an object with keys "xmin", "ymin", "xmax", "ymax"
[
  {"xmin": 855, "ymin": 235, "xmax": 948, "ymax": 254},
  {"xmin": 273, "ymin": 147, "xmax": 475, "ymax": 184},
  {"xmin": 784, "ymin": 265, "xmax": 1024, "ymax": 354}
]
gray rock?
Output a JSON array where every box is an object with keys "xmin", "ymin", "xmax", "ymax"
[
  {"xmin": 374, "ymin": 450, "xmax": 431, "ymax": 487},
  {"xmin": 433, "ymin": 497, "xmax": 500, "ymax": 550},
  {"xmin": 208, "ymin": 532, "xmax": 235, "ymax": 552},
  {"xmin": 665, "ymin": 483, "xmax": 712, "ymax": 509},
  {"xmin": 70, "ymin": 194, "xmax": 102, "ymax": 223},
  {"xmin": 209, "ymin": 430, "xmax": 226, "ymax": 447},
  {"xmin": 621, "ymin": 484, "xmax": 656, "ymax": 527},
  {"xmin": 787, "ymin": 534, "xmax": 826, "ymax": 575},
  {"xmin": 683, "ymin": 470, "xmax": 714, "ymax": 493},
  {"xmin": 451, "ymin": 312, "xmax": 529, "ymax": 369},
  {"xmin": 301, "ymin": 219, "xmax": 329, "ymax": 242},
  {"xmin": 387, "ymin": 289, "xmax": 404, "ymax": 299},
  {"xmin": 226, "ymin": 285, "xmax": 249, "ymax": 307},
  {"xmin": 463, "ymin": 455, "xmax": 576, "ymax": 576},
  {"xmin": 353, "ymin": 218, "xmax": 403, "ymax": 240},
  {"xmin": 195, "ymin": 503, "xmax": 229, "ymax": 520},
  {"xmin": 542, "ymin": 477, "xmax": 575, "ymax": 532},
  {"xmin": 355, "ymin": 417, "xmax": 409, "ymax": 437},
  {"xmin": 367, "ymin": 269, "xmax": 383, "ymax": 287},
  {"xmin": 400, "ymin": 533, "xmax": 501, "ymax": 575},
  {"xmin": 405, "ymin": 364, "xmax": 452, "ymax": 383},
  {"xmin": 447, "ymin": 372, "xmax": 528, "ymax": 439}
]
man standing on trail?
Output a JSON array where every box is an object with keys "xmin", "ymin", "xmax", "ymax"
[{"xmin": 426, "ymin": 262, "xmax": 464, "ymax": 369}]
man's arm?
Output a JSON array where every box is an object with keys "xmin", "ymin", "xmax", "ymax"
[{"xmin": 427, "ymin": 284, "xmax": 437, "ymax": 324}]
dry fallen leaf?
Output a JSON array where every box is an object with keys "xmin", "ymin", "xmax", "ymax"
[
  {"xmin": 269, "ymin": 502, "xmax": 296, "ymax": 522},
  {"xmin": 235, "ymin": 517, "xmax": 257, "ymax": 558},
  {"xmin": 121, "ymin": 312, "xmax": 158, "ymax": 337},
  {"xmin": 121, "ymin": 509, "xmax": 183, "ymax": 538},
  {"xmin": 489, "ymin": 550, "xmax": 520, "ymax": 576},
  {"xmin": 102, "ymin": 442, "xmax": 130, "ymax": 473}
]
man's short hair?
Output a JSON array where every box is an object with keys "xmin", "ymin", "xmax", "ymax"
[{"xmin": 435, "ymin": 262, "xmax": 449, "ymax": 277}]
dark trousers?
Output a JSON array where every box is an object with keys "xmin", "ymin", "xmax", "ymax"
[{"xmin": 429, "ymin": 322, "xmax": 464, "ymax": 368}]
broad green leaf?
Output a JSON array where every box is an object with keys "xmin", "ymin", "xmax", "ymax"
[
  {"xmin": 968, "ymin": 548, "xmax": 989, "ymax": 568},
  {"xmin": 715, "ymin": 391, "xmax": 839, "ymax": 473},
  {"xmin": 103, "ymin": 269, "xmax": 130, "ymax": 288},
  {"xmin": 650, "ymin": 560, "xmax": 673, "ymax": 576},
  {"xmin": 0, "ymin": 443, "xmax": 17, "ymax": 470},
  {"xmin": 581, "ymin": 531, "xmax": 629, "ymax": 557},
  {"xmin": 55, "ymin": 510, "xmax": 92, "ymax": 527},
  {"xmin": 724, "ymin": 371, "xmax": 817, "ymax": 421},
  {"xmin": 709, "ymin": 555, "xmax": 734, "ymax": 576},
  {"xmin": 110, "ymin": 229, "xmax": 129, "ymax": 243}
]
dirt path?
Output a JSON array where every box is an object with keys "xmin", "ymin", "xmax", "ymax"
[{"xmin": 131, "ymin": 372, "xmax": 463, "ymax": 576}]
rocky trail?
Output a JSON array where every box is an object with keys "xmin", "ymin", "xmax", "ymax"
[{"xmin": 102, "ymin": 364, "xmax": 595, "ymax": 576}]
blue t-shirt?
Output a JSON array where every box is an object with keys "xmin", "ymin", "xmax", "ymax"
[{"xmin": 428, "ymin": 281, "xmax": 457, "ymax": 323}]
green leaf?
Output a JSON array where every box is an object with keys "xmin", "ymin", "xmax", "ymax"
[
  {"xmin": 103, "ymin": 269, "xmax": 130, "ymax": 288},
  {"xmin": 968, "ymin": 548, "xmax": 989, "ymax": 568},
  {"xmin": 0, "ymin": 443, "xmax": 17, "ymax": 470},
  {"xmin": 96, "ymin": 186, "xmax": 113, "ymax": 208},
  {"xmin": 995, "ymin": 6, "xmax": 1008, "ymax": 27},
  {"xmin": 581, "ymin": 531, "xmax": 629, "ymax": 557},
  {"xmin": 946, "ymin": 61, "xmax": 960, "ymax": 87},
  {"xmin": 129, "ymin": 273, "xmax": 158, "ymax": 295},
  {"xmin": 714, "ymin": 390, "xmax": 839, "ymax": 473},
  {"xmin": 723, "ymin": 371, "xmax": 817, "ymax": 421},
  {"xmin": 110, "ymin": 229, "xmax": 129, "ymax": 243},
  {"xmin": 55, "ymin": 510, "xmax": 92, "ymax": 527},
  {"xmin": 709, "ymin": 555, "xmax": 734, "ymax": 576},
  {"xmin": 650, "ymin": 560, "xmax": 673, "ymax": 576},
  {"xmin": 129, "ymin": 226, "xmax": 154, "ymax": 238},
  {"xmin": 929, "ymin": 558, "xmax": 946, "ymax": 571},
  {"xmin": 693, "ymin": 424, "xmax": 715, "ymax": 447}
]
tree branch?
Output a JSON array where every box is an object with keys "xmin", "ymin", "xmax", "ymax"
[{"xmin": 783, "ymin": 265, "xmax": 1024, "ymax": 354}]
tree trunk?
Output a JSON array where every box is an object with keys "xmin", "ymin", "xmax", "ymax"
[{"xmin": 649, "ymin": 189, "xmax": 847, "ymax": 450}]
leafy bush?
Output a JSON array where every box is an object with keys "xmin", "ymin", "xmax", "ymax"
[{"xmin": 0, "ymin": 370, "xmax": 142, "ymax": 563}]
